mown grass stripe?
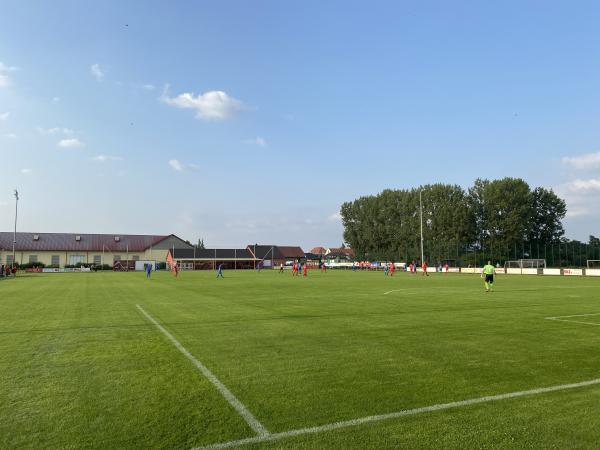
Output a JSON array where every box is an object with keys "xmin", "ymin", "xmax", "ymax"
[
  {"xmin": 196, "ymin": 377, "xmax": 600, "ymax": 449},
  {"xmin": 136, "ymin": 304, "xmax": 269, "ymax": 437}
]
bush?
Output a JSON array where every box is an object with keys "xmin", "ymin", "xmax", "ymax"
[{"xmin": 20, "ymin": 262, "xmax": 46, "ymax": 269}]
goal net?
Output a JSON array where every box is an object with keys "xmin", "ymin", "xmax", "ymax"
[
  {"xmin": 505, "ymin": 259, "xmax": 546, "ymax": 269},
  {"xmin": 587, "ymin": 260, "xmax": 600, "ymax": 269}
]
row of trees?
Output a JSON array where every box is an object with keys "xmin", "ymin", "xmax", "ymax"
[{"xmin": 340, "ymin": 178, "xmax": 571, "ymax": 264}]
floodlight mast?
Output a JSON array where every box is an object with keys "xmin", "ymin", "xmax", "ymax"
[
  {"xmin": 419, "ymin": 190, "xmax": 424, "ymax": 264},
  {"xmin": 12, "ymin": 189, "xmax": 19, "ymax": 270}
]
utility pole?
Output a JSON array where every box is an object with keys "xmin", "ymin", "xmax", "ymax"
[
  {"xmin": 420, "ymin": 190, "xmax": 424, "ymax": 264},
  {"xmin": 12, "ymin": 189, "xmax": 19, "ymax": 270}
]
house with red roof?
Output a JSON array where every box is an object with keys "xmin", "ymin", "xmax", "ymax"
[{"xmin": 0, "ymin": 232, "xmax": 192, "ymax": 268}]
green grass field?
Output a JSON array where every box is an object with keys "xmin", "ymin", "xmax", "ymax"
[{"xmin": 1, "ymin": 270, "xmax": 600, "ymax": 449}]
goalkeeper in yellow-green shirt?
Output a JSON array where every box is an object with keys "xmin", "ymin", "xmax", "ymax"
[{"xmin": 481, "ymin": 261, "xmax": 496, "ymax": 293}]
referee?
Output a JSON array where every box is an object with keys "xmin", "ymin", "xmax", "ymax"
[{"xmin": 482, "ymin": 261, "xmax": 496, "ymax": 293}]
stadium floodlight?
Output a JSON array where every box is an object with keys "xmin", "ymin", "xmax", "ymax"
[
  {"xmin": 12, "ymin": 189, "xmax": 19, "ymax": 269},
  {"xmin": 587, "ymin": 260, "xmax": 600, "ymax": 269}
]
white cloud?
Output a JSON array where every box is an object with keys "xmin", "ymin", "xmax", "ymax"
[
  {"xmin": 243, "ymin": 137, "xmax": 267, "ymax": 147},
  {"xmin": 58, "ymin": 138, "xmax": 84, "ymax": 148},
  {"xmin": 161, "ymin": 86, "xmax": 243, "ymax": 120},
  {"xmin": 0, "ymin": 112, "xmax": 9, "ymax": 121},
  {"xmin": 20, "ymin": 168, "xmax": 32, "ymax": 175},
  {"xmin": 566, "ymin": 206, "xmax": 591, "ymax": 218},
  {"xmin": 168, "ymin": 159, "xmax": 198, "ymax": 172},
  {"xmin": 142, "ymin": 84, "xmax": 155, "ymax": 91},
  {"xmin": 93, "ymin": 154, "xmax": 123, "ymax": 162},
  {"xmin": 169, "ymin": 159, "xmax": 184, "ymax": 172},
  {"xmin": 562, "ymin": 151, "xmax": 600, "ymax": 170},
  {"xmin": 4, "ymin": 133, "xmax": 17, "ymax": 139},
  {"xmin": 90, "ymin": 64, "xmax": 105, "ymax": 82},
  {"xmin": 0, "ymin": 201, "xmax": 8, "ymax": 207},
  {"xmin": 38, "ymin": 127, "xmax": 74, "ymax": 135},
  {"xmin": 0, "ymin": 62, "xmax": 18, "ymax": 88},
  {"xmin": 563, "ymin": 179, "xmax": 600, "ymax": 194},
  {"xmin": 328, "ymin": 212, "xmax": 342, "ymax": 221},
  {"xmin": 555, "ymin": 179, "xmax": 600, "ymax": 220}
]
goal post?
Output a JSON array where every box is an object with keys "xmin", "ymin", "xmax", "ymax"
[
  {"xmin": 505, "ymin": 259, "xmax": 546, "ymax": 269},
  {"xmin": 587, "ymin": 260, "xmax": 600, "ymax": 269}
]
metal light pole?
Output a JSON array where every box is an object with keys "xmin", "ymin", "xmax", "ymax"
[
  {"xmin": 419, "ymin": 190, "xmax": 424, "ymax": 264},
  {"xmin": 12, "ymin": 189, "xmax": 19, "ymax": 269}
]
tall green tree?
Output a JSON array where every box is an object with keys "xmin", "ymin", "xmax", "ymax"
[
  {"xmin": 528, "ymin": 187, "xmax": 566, "ymax": 243},
  {"xmin": 341, "ymin": 177, "xmax": 567, "ymax": 263},
  {"xmin": 468, "ymin": 177, "xmax": 532, "ymax": 250}
]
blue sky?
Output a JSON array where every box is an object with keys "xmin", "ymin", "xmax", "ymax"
[{"xmin": 1, "ymin": 0, "xmax": 600, "ymax": 248}]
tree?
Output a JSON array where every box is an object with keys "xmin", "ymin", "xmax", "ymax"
[
  {"xmin": 589, "ymin": 235, "xmax": 600, "ymax": 246},
  {"xmin": 196, "ymin": 238, "xmax": 206, "ymax": 249},
  {"xmin": 528, "ymin": 187, "xmax": 566, "ymax": 243},
  {"xmin": 468, "ymin": 177, "xmax": 532, "ymax": 251},
  {"xmin": 341, "ymin": 184, "xmax": 474, "ymax": 261},
  {"xmin": 341, "ymin": 177, "xmax": 567, "ymax": 264}
]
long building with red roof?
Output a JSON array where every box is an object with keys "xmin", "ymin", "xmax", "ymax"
[{"xmin": 0, "ymin": 232, "xmax": 192, "ymax": 268}]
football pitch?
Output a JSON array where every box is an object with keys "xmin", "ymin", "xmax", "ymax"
[{"xmin": 1, "ymin": 271, "xmax": 600, "ymax": 449}]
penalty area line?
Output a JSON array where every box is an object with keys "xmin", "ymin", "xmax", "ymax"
[
  {"xmin": 195, "ymin": 377, "xmax": 600, "ymax": 450},
  {"xmin": 546, "ymin": 312, "xmax": 600, "ymax": 320},
  {"xmin": 545, "ymin": 312, "xmax": 600, "ymax": 327},
  {"xmin": 135, "ymin": 304, "xmax": 269, "ymax": 437},
  {"xmin": 383, "ymin": 289, "xmax": 419, "ymax": 295}
]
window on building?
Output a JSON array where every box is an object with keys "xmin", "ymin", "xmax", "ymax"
[
  {"xmin": 68, "ymin": 255, "xmax": 85, "ymax": 265},
  {"xmin": 29, "ymin": 255, "xmax": 38, "ymax": 263},
  {"xmin": 51, "ymin": 255, "xmax": 60, "ymax": 266},
  {"xmin": 113, "ymin": 255, "xmax": 121, "ymax": 262},
  {"xmin": 93, "ymin": 255, "xmax": 101, "ymax": 265},
  {"xmin": 6, "ymin": 255, "xmax": 14, "ymax": 265},
  {"xmin": 132, "ymin": 255, "xmax": 139, "ymax": 261}
]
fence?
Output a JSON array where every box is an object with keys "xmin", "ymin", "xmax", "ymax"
[{"xmin": 360, "ymin": 241, "xmax": 600, "ymax": 268}]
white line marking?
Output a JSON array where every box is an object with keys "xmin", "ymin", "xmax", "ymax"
[
  {"xmin": 135, "ymin": 304, "xmax": 269, "ymax": 437},
  {"xmin": 194, "ymin": 377, "xmax": 600, "ymax": 449},
  {"xmin": 546, "ymin": 312, "xmax": 600, "ymax": 320},
  {"xmin": 547, "ymin": 319, "xmax": 600, "ymax": 327},
  {"xmin": 383, "ymin": 289, "xmax": 419, "ymax": 295},
  {"xmin": 546, "ymin": 312, "xmax": 600, "ymax": 327}
]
